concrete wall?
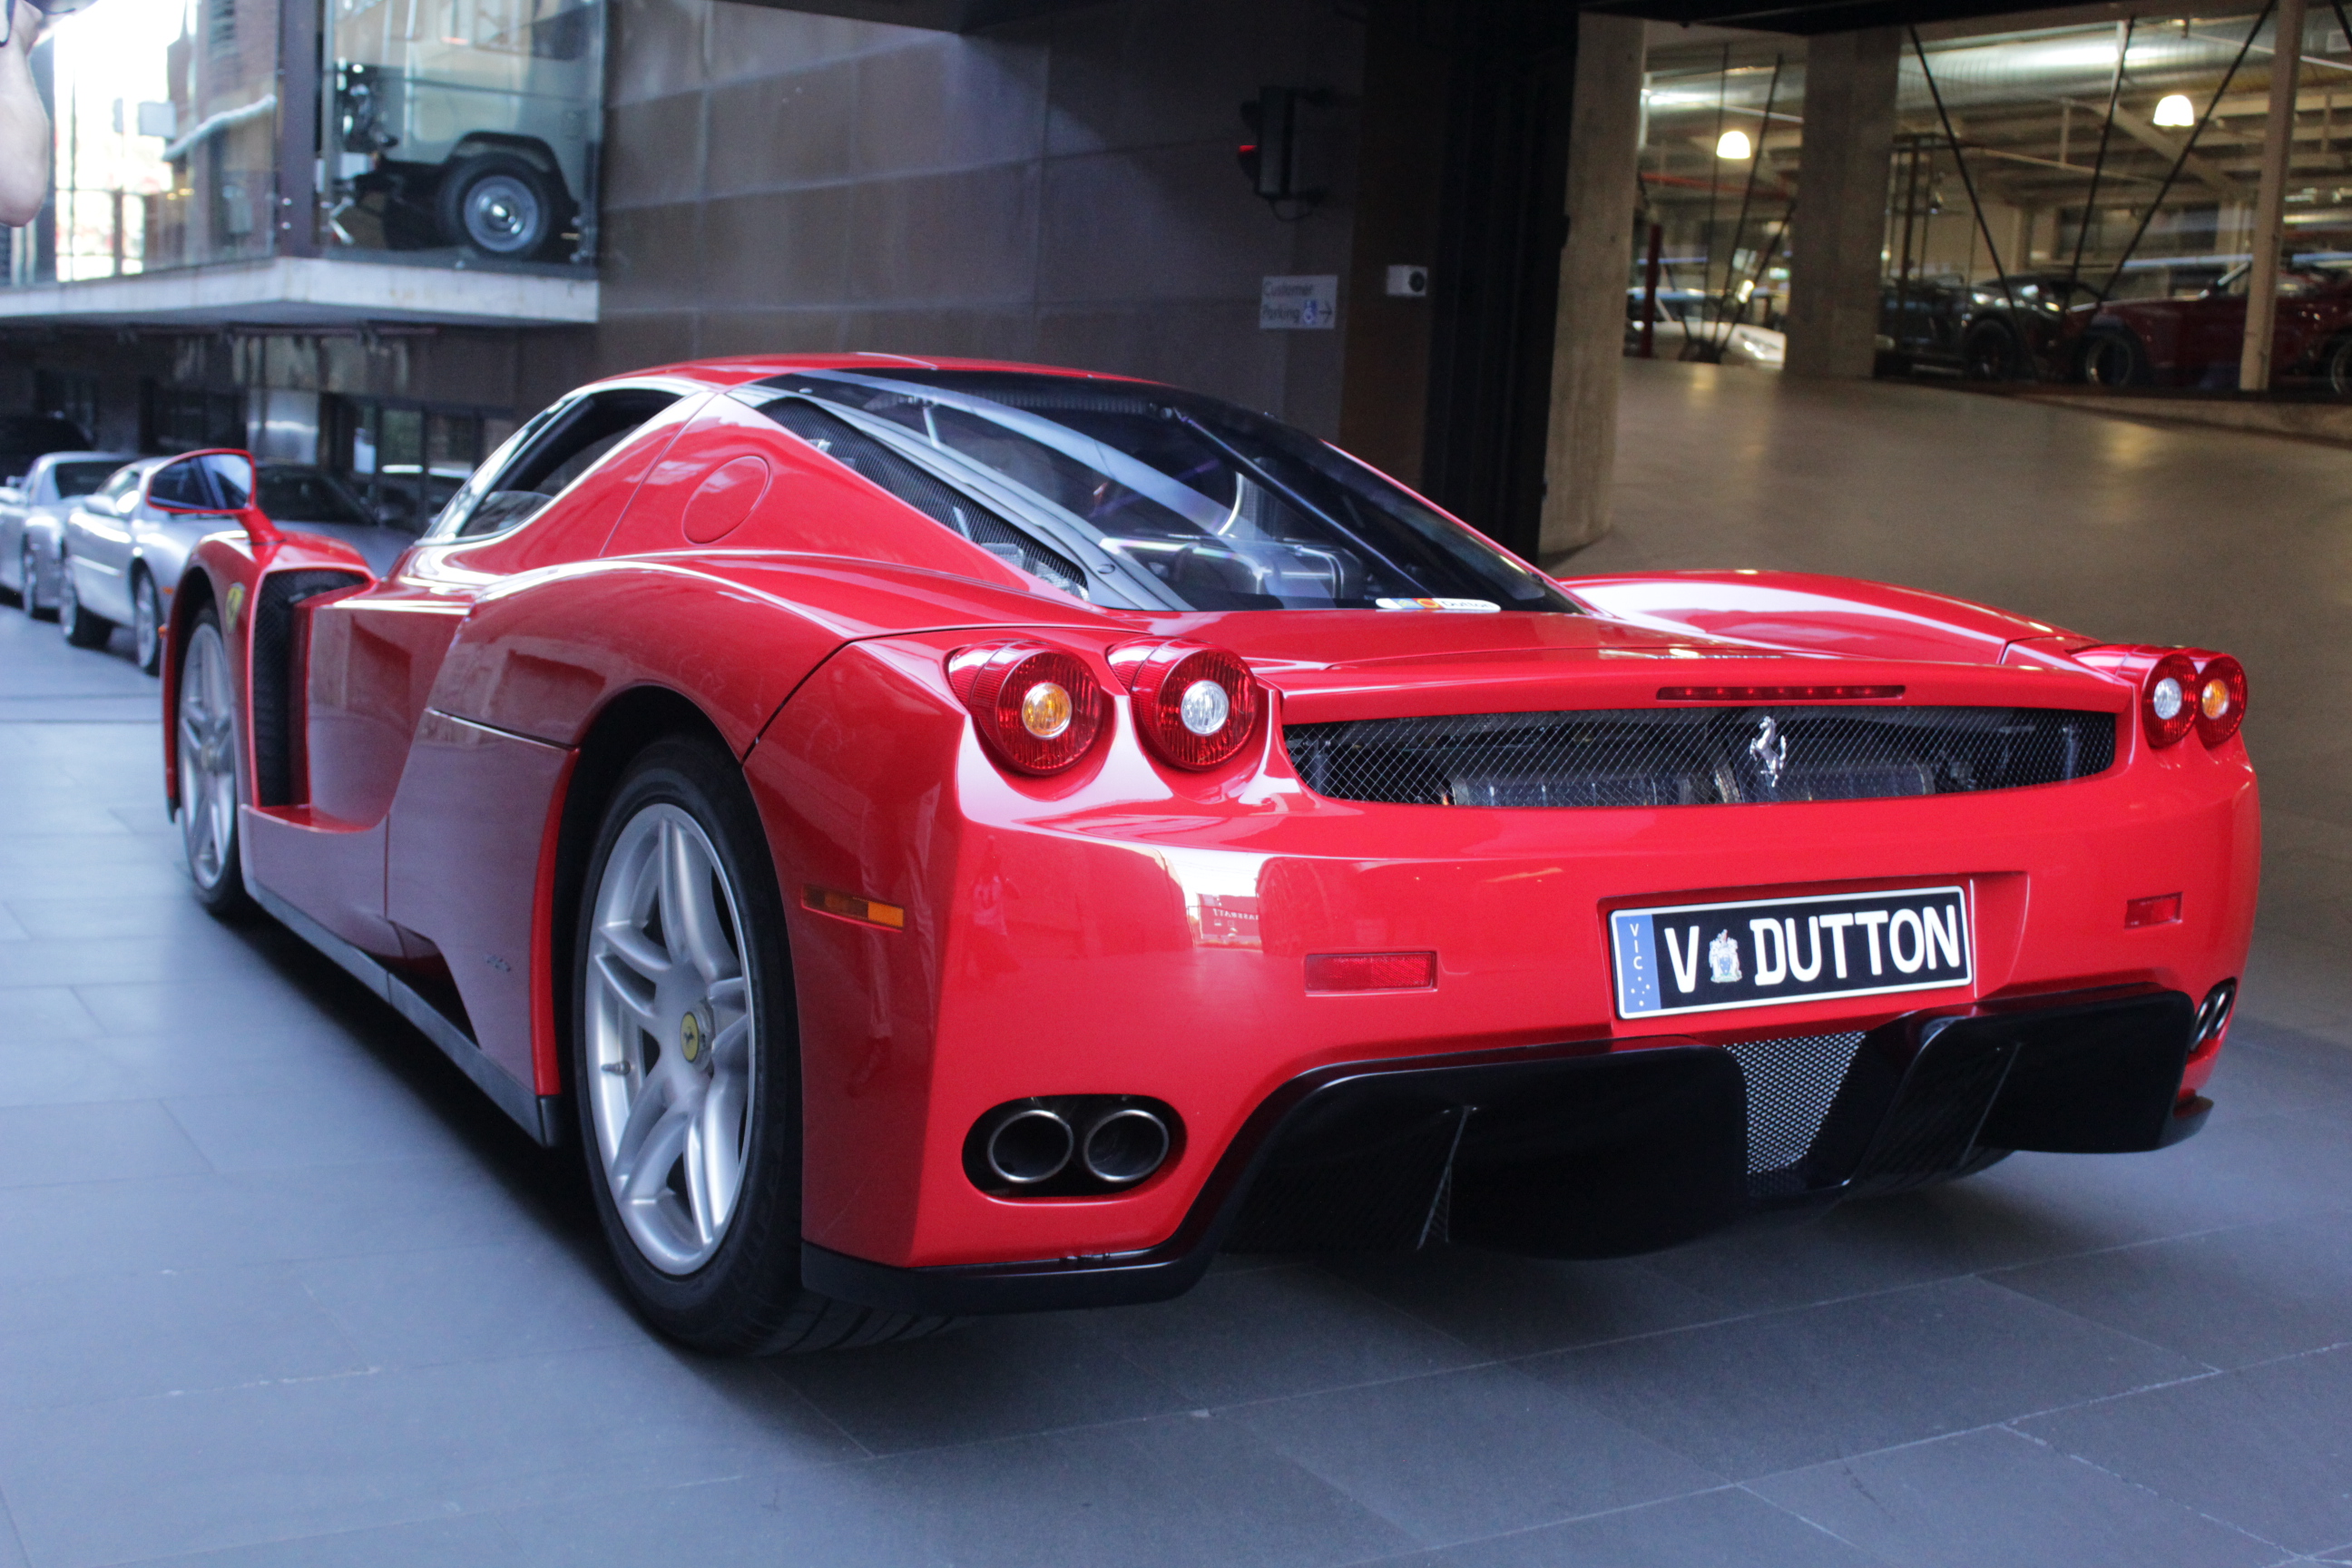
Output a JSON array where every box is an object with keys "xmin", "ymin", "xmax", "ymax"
[{"xmin": 594, "ymin": 0, "xmax": 1363, "ymax": 434}]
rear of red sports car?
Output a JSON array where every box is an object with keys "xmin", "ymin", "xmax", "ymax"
[{"xmin": 707, "ymin": 371, "xmax": 2257, "ymax": 1318}]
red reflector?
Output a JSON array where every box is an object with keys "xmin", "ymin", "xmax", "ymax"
[
  {"xmin": 1657, "ymin": 685, "xmax": 1904, "ymax": 701},
  {"xmin": 2125, "ymin": 894, "xmax": 2181, "ymax": 928},
  {"xmin": 1305, "ymin": 951, "xmax": 1436, "ymax": 993}
]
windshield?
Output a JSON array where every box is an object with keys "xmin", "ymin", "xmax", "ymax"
[
  {"xmin": 53, "ymin": 460, "xmax": 122, "ymax": 497},
  {"xmin": 741, "ymin": 369, "xmax": 1573, "ymax": 614},
  {"xmin": 259, "ymin": 467, "xmax": 373, "ymax": 526}
]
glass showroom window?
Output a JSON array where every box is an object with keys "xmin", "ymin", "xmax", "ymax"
[{"xmin": 322, "ymin": 0, "xmax": 604, "ymax": 268}]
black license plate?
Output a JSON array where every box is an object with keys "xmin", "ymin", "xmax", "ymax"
[{"xmin": 1612, "ymin": 886, "xmax": 1971, "ymax": 1020}]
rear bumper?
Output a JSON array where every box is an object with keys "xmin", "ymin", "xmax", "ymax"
[{"xmin": 804, "ymin": 985, "xmax": 2207, "ymax": 1316}]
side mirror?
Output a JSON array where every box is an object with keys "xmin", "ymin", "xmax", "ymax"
[{"xmin": 145, "ymin": 449, "xmax": 282, "ymax": 548}]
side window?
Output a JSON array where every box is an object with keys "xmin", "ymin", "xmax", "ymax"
[
  {"xmin": 430, "ymin": 387, "xmax": 683, "ymax": 542},
  {"xmin": 97, "ymin": 468, "xmax": 143, "ymax": 514}
]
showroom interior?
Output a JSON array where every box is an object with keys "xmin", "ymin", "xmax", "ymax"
[{"xmin": 0, "ymin": 0, "xmax": 2349, "ymax": 1559}]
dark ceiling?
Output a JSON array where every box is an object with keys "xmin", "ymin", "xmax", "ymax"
[{"xmin": 738, "ymin": 0, "xmax": 2098, "ymax": 36}]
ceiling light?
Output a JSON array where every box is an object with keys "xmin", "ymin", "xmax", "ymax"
[
  {"xmin": 1716, "ymin": 129, "xmax": 1752, "ymax": 160},
  {"xmin": 2152, "ymin": 93, "xmax": 2196, "ymax": 128}
]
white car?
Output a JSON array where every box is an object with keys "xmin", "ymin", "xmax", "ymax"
[
  {"xmin": 1625, "ymin": 289, "xmax": 1788, "ymax": 369},
  {"xmin": 57, "ymin": 459, "xmax": 420, "ymax": 672},
  {"xmin": 1, "ymin": 450, "xmax": 133, "ymax": 618}
]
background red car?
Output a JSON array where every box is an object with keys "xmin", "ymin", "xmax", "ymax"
[
  {"xmin": 159, "ymin": 357, "xmax": 2258, "ymax": 1355},
  {"xmin": 2078, "ymin": 259, "xmax": 2352, "ymax": 392}
]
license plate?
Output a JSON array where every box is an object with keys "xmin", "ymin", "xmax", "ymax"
[{"xmin": 1611, "ymin": 886, "xmax": 1971, "ymax": 1020}]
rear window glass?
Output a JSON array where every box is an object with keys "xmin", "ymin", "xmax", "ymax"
[{"xmin": 53, "ymin": 460, "xmax": 122, "ymax": 497}]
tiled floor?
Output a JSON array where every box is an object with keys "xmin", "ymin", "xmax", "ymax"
[{"xmin": 2, "ymin": 365, "xmax": 2347, "ymax": 1566}]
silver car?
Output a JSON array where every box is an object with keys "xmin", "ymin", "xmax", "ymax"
[
  {"xmin": 1, "ymin": 450, "xmax": 134, "ymax": 617},
  {"xmin": 57, "ymin": 460, "xmax": 422, "ymax": 673}
]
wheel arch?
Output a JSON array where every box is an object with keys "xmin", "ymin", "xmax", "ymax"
[{"xmin": 541, "ymin": 682, "xmax": 745, "ymax": 1107}]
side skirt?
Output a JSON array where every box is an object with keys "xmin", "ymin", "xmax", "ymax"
[{"xmin": 249, "ymin": 878, "xmax": 564, "ymax": 1146}]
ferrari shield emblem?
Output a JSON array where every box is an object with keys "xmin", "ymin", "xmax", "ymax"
[{"xmin": 224, "ymin": 582, "xmax": 246, "ymax": 632}]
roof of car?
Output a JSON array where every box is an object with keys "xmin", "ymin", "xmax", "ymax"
[{"xmin": 581, "ymin": 355, "xmax": 1153, "ymax": 397}]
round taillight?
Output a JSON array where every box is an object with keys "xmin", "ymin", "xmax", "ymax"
[
  {"xmin": 946, "ymin": 643, "xmax": 1106, "ymax": 775},
  {"xmin": 2193, "ymin": 654, "xmax": 2247, "ymax": 748},
  {"xmin": 1109, "ymin": 641, "xmax": 1261, "ymax": 769},
  {"xmin": 2141, "ymin": 652, "xmax": 2199, "ymax": 750}
]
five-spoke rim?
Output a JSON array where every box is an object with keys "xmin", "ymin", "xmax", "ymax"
[
  {"xmin": 584, "ymin": 802, "xmax": 757, "ymax": 1275},
  {"xmin": 176, "ymin": 622, "xmax": 238, "ymax": 889},
  {"xmin": 134, "ymin": 579, "xmax": 158, "ymax": 670}
]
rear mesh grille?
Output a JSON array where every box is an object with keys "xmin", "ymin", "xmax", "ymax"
[
  {"xmin": 1282, "ymin": 705, "xmax": 2114, "ymax": 808},
  {"xmin": 1728, "ymin": 1033, "xmax": 1869, "ymax": 1195}
]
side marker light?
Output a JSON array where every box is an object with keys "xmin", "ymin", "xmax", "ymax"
[
  {"xmin": 1305, "ymin": 951, "xmax": 1437, "ymax": 992},
  {"xmin": 2124, "ymin": 893, "xmax": 2181, "ymax": 928},
  {"xmin": 804, "ymin": 886, "xmax": 906, "ymax": 930}
]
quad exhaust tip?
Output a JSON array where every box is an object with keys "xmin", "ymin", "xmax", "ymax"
[
  {"xmin": 1081, "ymin": 1107, "xmax": 1171, "ymax": 1185},
  {"xmin": 969, "ymin": 1097, "xmax": 1181, "ymax": 1194},
  {"xmin": 983, "ymin": 1107, "xmax": 1075, "ymax": 1186}
]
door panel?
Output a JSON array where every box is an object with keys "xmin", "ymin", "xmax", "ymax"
[{"xmin": 386, "ymin": 709, "xmax": 571, "ymax": 1093}]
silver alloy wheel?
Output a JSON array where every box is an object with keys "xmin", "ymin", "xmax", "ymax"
[
  {"xmin": 176, "ymin": 621, "xmax": 239, "ymax": 891},
  {"xmin": 584, "ymin": 802, "xmax": 758, "ymax": 1275},
  {"xmin": 462, "ymin": 174, "xmax": 543, "ymax": 254},
  {"xmin": 17, "ymin": 541, "xmax": 37, "ymax": 614},
  {"xmin": 56, "ymin": 560, "xmax": 77, "ymax": 628},
  {"xmin": 133, "ymin": 575, "xmax": 160, "ymax": 672}
]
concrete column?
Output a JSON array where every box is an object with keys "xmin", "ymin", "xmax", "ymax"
[
  {"xmin": 1784, "ymin": 28, "xmax": 1899, "ymax": 378},
  {"xmin": 1538, "ymin": 12, "xmax": 1644, "ymax": 559},
  {"xmin": 2242, "ymin": 0, "xmax": 2308, "ymax": 392}
]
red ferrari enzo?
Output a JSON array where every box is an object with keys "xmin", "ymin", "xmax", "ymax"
[{"xmin": 157, "ymin": 357, "xmax": 2258, "ymax": 1354}]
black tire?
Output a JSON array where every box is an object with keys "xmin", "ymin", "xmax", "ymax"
[
  {"xmin": 436, "ymin": 152, "xmax": 564, "ymax": 260},
  {"xmin": 2320, "ymin": 336, "xmax": 2352, "ymax": 399},
  {"xmin": 57, "ymin": 554, "xmax": 113, "ymax": 648},
  {"xmin": 17, "ymin": 539, "xmax": 49, "ymax": 619},
  {"xmin": 2077, "ymin": 326, "xmax": 2149, "ymax": 387},
  {"xmin": 1963, "ymin": 320, "xmax": 2025, "ymax": 382},
  {"xmin": 176, "ymin": 606, "xmax": 252, "ymax": 916},
  {"xmin": 132, "ymin": 570, "xmax": 163, "ymax": 675},
  {"xmin": 571, "ymin": 735, "xmax": 953, "ymax": 1355}
]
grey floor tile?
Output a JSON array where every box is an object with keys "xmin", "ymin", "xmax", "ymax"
[
  {"xmin": 0, "ymin": 1099, "xmax": 211, "ymax": 1188},
  {"xmin": 1323, "ymin": 1247, "xmax": 1730, "ymax": 1359},
  {"xmin": 0, "ymin": 1267, "xmax": 366, "ymax": 1411},
  {"xmin": 772, "ymin": 1312, "xmax": 1191, "ymax": 1455},
  {"xmin": 72, "ymin": 977, "xmax": 348, "ymax": 1037},
  {"xmin": 1086, "ymin": 1263, "xmax": 1485, "ymax": 1407},
  {"xmin": 3, "ymin": 894, "xmax": 225, "ymax": 940},
  {"xmin": 136, "ymin": 1474, "xmax": 946, "ymax": 1568},
  {"xmin": 1527, "ymin": 1277, "xmax": 2207, "ymax": 1481},
  {"xmin": 0, "ymin": 985, "xmax": 103, "ymax": 1038},
  {"xmin": 855, "ymin": 1412, "xmax": 1416, "ymax": 1568},
  {"xmin": 0, "ymin": 1499, "xmax": 25, "ymax": 1568},
  {"xmin": 1751, "ymin": 1426, "xmax": 2281, "ymax": 1568},
  {"xmin": 0, "ymin": 1160, "xmax": 544, "ymax": 1284},
  {"xmin": 0, "ymin": 905, "xmax": 25, "ymax": 940},
  {"xmin": 2019, "ymin": 1345, "xmax": 2352, "ymax": 1554},
  {"xmin": 1229, "ymin": 1361, "xmax": 1721, "ymax": 1547},
  {"xmin": 2201, "ymin": 1023, "xmax": 2352, "ymax": 1119},
  {"xmin": 0, "ymin": 1342, "xmax": 861, "ymax": 1568},
  {"xmin": 1990, "ymin": 1210, "xmax": 2352, "ymax": 1369},
  {"xmin": 293, "ymin": 1240, "xmax": 644, "ymax": 1369},
  {"xmin": 1372, "ymin": 1487, "xmax": 1889, "ymax": 1568},
  {"xmin": 162, "ymin": 1083, "xmax": 477, "ymax": 1171}
]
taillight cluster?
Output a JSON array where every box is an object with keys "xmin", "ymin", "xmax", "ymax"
[
  {"xmin": 946, "ymin": 638, "xmax": 1260, "ymax": 777},
  {"xmin": 1108, "ymin": 640, "xmax": 1261, "ymax": 769},
  {"xmin": 946, "ymin": 642, "xmax": 1107, "ymax": 775},
  {"xmin": 2141, "ymin": 652, "xmax": 2247, "ymax": 750}
]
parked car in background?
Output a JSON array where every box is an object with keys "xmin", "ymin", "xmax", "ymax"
[
  {"xmin": 1876, "ymin": 278, "xmax": 1970, "ymax": 376},
  {"xmin": 58, "ymin": 461, "xmax": 418, "ymax": 673},
  {"xmin": 0, "ymin": 415, "xmax": 94, "ymax": 486},
  {"xmin": 1960, "ymin": 272, "xmax": 2104, "ymax": 382},
  {"xmin": 2078, "ymin": 259, "xmax": 2352, "ymax": 392},
  {"xmin": 1626, "ymin": 289, "xmax": 1787, "ymax": 368},
  {"xmin": 2, "ymin": 451, "xmax": 132, "ymax": 617}
]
